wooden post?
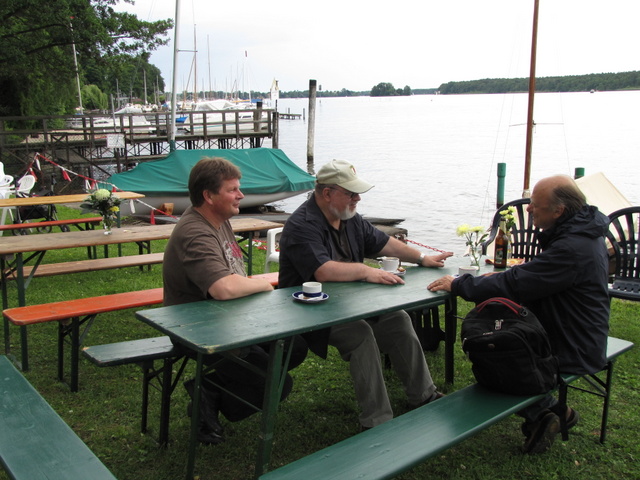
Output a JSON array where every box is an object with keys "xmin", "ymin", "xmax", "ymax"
[
  {"xmin": 496, "ymin": 162, "xmax": 506, "ymax": 209},
  {"xmin": 307, "ymin": 80, "xmax": 317, "ymax": 173}
]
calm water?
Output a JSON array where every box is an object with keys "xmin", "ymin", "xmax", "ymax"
[{"xmin": 267, "ymin": 92, "xmax": 640, "ymax": 254}]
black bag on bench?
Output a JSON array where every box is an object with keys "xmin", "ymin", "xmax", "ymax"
[{"xmin": 461, "ymin": 297, "xmax": 559, "ymax": 395}]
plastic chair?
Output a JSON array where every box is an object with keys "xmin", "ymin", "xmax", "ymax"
[
  {"xmin": 0, "ymin": 188, "xmax": 14, "ymax": 230},
  {"xmin": 15, "ymin": 174, "xmax": 36, "ymax": 197},
  {"xmin": 264, "ymin": 227, "xmax": 283, "ymax": 273},
  {"xmin": 605, "ymin": 206, "xmax": 640, "ymax": 301},
  {"xmin": 481, "ymin": 198, "xmax": 542, "ymax": 262}
]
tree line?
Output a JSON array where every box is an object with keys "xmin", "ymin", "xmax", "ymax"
[{"xmin": 437, "ymin": 71, "xmax": 640, "ymax": 94}]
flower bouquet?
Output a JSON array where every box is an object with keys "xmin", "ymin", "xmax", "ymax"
[
  {"xmin": 456, "ymin": 224, "xmax": 488, "ymax": 267},
  {"xmin": 499, "ymin": 205, "xmax": 517, "ymax": 231},
  {"xmin": 80, "ymin": 189, "xmax": 121, "ymax": 234}
]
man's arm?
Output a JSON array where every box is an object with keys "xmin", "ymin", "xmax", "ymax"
[
  {"xmin": 208, "ymin": 274, "xmax": 274, "ymax": 301},
  {"xmin": 314, "ymin": 260, "xmax": 403, "ymax": 285}
]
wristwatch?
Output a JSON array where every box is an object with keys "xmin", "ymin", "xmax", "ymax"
[{"xmin": 417, "ymin": 252, "xmax": 426, "ymax": 266}]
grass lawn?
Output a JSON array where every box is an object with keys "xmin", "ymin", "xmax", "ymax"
[{"xmin": 1, "ymin": 206, "xmax": 639, "ymax": 480}]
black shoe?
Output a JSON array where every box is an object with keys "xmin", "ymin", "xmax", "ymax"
[
  {"xmin": 521, "ymin": 407, "xmax": 579, "ymax": 438},
  {"xmin": 522, "ymin": 412, "xmax": 560, "ymax": 454},
  {"xmin": 197, "ymin": 427, "xmax": 225, "ymax": 446},
  {"xmin": 184, "ymin": 380, "xmax": 225, "ymax": 437},
  {"xmin": 407, "ymin": 391, "xmax": 445, "ymax": 410}
]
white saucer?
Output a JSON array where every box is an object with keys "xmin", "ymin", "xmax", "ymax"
[
  {"xmin": 383, "ymin": 269, "xmax": 406, "ymax": 276},
  {"xmin": 292, "ymin": 291, "xmax": 329, "ymax": 303}
]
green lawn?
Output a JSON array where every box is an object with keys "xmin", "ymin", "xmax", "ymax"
[{"xmin": 1, "ymin": 206, "xmax": 638, "ymax": 480}]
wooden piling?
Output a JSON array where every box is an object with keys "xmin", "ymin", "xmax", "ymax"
[{"xmin": 307, "ymin": 80, "xmax": 317, "ymax": 174}]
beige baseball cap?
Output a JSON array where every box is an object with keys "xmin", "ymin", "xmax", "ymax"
[{"xmin": 315, "ymin": 160, "xmax": 374, "ymax": 194}]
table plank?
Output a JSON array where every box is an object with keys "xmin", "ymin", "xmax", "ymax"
[{"xmin": 0, "ymin": 191, "xmax": 144, "ymax": 208}]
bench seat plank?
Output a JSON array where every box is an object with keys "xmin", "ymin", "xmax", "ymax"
[
  {"xmin": 0, "ymin": 217, "xmax": 102, "ymax": 231},
  {"xmin": 82, "ymin": 336, "xmax": 175, "ymax": 367},
  {"xmin": 4, "ymin": 288, "xmax": 164, "ymax": 326},
  {"xmin": 0, "ymin": 356, "xmax": 117, "ymax": 480},
  {"xmin": 20, "ymin": 252, "xmax": 164, "ymax": 278},
  {"xmin": 262, "ymin": 384, "xmax": 545, "ymax": 480}
]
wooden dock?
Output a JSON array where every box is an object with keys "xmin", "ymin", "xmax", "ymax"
[{"xmin": 0, "ymin": 109, "xmax": 281, "ymax": 180}]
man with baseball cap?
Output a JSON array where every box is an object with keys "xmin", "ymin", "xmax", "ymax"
[{"xmin": 279, "ymin": 159, "xmax": 452, "ymax": 430}]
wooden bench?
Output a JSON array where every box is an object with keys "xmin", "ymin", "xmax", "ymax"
[
  {"xmin": 21, "ymin": 252, "xmax": 164, "ymax": 278},
  {"xmin": 0, "ymin": 216, "xmax": 102, "ymax": 234},
  {"xmin": 2, "ymin": 272, "xmax": 279, "ymax": 389},
  {"xmin": 0, "ymin": 355, "xmax": 117, "ymax": 480},
  {"xmin": 259, "ymin": 337, "xmax": 633, "ymax": 480},
  {"xmin": 82, "ymin": 336, "xmax": 181, "ymax": 446}
]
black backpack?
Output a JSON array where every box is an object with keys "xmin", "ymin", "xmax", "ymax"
[{"xmin": 460, "ymin": 297, "xmax": 559, "ymax": 395}]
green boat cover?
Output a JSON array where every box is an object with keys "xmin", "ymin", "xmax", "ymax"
[{"xmin": 107, "ymin": 148, "xmax": 315, "ymax": 195}]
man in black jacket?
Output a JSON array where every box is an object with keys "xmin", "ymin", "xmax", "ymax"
[{"xmin": 428, "ymin": 174, "xmax": 610, "ymax": 454}]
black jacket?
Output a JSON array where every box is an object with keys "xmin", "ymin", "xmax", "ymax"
[{"xmin": 453, "ymin": 205, "xmax": 610, "ymax": 375}]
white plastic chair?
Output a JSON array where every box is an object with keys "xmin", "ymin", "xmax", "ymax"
[
  {"xmin": 15, "ymin": 174, "xmax": 36, "ymax": 197},
  {"xmin": 0, "ymin": 188, "xmax": 15, "ymax": 232},
  {"xmin": 264, "ymin": 227, "xmax": 283, "ymax": 273}
]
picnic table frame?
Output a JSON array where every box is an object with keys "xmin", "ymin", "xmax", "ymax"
[
  {"xmin": 136, "ymin": 260, "xmax": 463, "ymax": 479},
  {"xmin": 1, "ymin": 218, "xmax": 283, "ymax": 370}
]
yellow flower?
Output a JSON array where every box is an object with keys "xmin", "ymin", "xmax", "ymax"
[{"xmin": 456, "ymin": 224, "xmax": 471, "ymax": 236}]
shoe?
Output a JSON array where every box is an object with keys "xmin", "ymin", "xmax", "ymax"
[
  {"xmin": 521, "ymin": 407, "xmax": 579, "ymax": 438},
  {"xmin": 522, "ymin": 412, "xmax": 560, "ymax": 454},
  {"xmin": 197, "ymin": 428, "xmax": 225, "ymax": 446},
  {"xmin": 407, "ymin": 391, "xmax": 445, "ymax": 410},
  {"xmin": 184, "ymin": 380, "xmax": 225, "ymax": 437}
]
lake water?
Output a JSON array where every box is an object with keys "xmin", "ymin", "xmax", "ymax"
[{"xmin": 266, "ymin": 91, "xmax": 640, "ymax": 254}]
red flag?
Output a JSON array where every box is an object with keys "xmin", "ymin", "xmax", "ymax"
[
  {"xmin": 62, "ymin": 170, "xmax": 71, "ymax": 181},
  {"xmin": 150, "ymin": 209, "xmax": 156, "ymax": 225}
]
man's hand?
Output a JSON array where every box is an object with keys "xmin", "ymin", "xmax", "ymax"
[
  {"xmin": 427, "ymin": 275, "xmax": 455, "ymax": 292},
  {"xmin": 365, "ymin": 266, "xmax": 406, "ymax": 285},
  {"xmin": 422, "ymin": 252, "xmax": 454, "ymax": 268}
]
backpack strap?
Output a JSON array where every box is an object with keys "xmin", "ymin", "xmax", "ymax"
[{"xmin": 475, "ymin": 297, "xmax": 525, "ymax": 317}]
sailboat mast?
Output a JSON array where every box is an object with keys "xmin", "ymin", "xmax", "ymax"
[
  {"xmin": 169, "ymin": 0, "xmax": 182, "ymax": 151},
  {"xmin": 522, "ymin": 0, "xmax": 540, "ymax": 197}
]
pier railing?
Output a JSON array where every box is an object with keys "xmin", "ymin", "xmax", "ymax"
[{"xmin": 0, "ymin": 108, "xmax": 279, "ymax": 184}]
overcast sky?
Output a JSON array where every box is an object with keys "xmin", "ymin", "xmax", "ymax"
[{"xmin": 119, "ymin": 0, "xmax": 639, "ymax": 94}]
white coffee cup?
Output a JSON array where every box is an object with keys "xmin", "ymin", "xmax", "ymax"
[
  {"xmin": 302, "ymin": 281, "xmax": 323, "ymax": 297},
  {"xmin": 459, "ymin": 266, "xmax": 479, "ymax": 276},
  {"xmin": 379, "ymin": 257, "xmax": 400, "ymax": 272}
]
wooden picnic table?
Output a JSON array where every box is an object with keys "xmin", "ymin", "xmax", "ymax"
[
  {"xmin": 135, "ymin": 259, "xmax": 462, "ymax": 479},
  {"xmin": 1, "ymin": 218, "xmax": 283, "ymax": 370},
  {"xmin": 0, "ymin": 191, "xmax": 144, "ymax": 208}
]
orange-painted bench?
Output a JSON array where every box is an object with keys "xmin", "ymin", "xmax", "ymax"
[{"xmin": 2, "ymin": 272, "xmax": 279, "ymax": 391}]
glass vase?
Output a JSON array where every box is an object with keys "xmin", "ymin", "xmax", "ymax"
[
  {"xmin": 469, "ymin": 245, "xmax": 482, "ymax": 268},
  {"xmin": 102, "ymin": 216, "xmax": 113, "ymax": 235}
]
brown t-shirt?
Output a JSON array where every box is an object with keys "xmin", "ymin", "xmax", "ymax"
[{"xmin": 163, "ymin": 206, "xmax": 245, "ymax": 306}]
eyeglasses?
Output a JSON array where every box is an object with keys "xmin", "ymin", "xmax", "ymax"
[{"xmin": 328, "ymin": 186, "xmax": 359, "ymax": 199}]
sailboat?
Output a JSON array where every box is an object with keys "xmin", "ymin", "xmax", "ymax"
[
  {"xmin": 108, "ymin": 148, "xmax": 315, "ymax": 215},
  {"xmin": 521, "ymin": 0, "xmax": 630, "ymax": 214}
]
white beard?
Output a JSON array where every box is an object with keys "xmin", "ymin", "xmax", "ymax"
[{"xmin": 329, "ymin": 203, "xmax": 357, "ymax": 221}]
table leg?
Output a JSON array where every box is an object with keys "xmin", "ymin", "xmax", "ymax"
[
  {"xmin": 185, "ymin": 353, "xmax": 204, "ymax": 480},
  {"xmin": 1, "ymin": 256, "xmax": 9, "ymax": 355},
  {"xmin": 255, "ymin": 338, "xmax": 285, "ymax": 478},
  {"xmin": 444, "ymin": 296, "xmax": 458, "ymax": 384},
  {"xmin": 247, "ymin": 231, "xmax": 254, "ymax": 276}
]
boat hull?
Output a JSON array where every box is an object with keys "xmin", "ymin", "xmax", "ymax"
[{"xmin": 119, "ymin": 190, "xmax": 309, "ymax": 216}]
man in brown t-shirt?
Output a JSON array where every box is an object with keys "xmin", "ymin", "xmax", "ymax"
[{"xmin": 163, "ymin": 157, "xmax": 307, "ymax": 445}]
